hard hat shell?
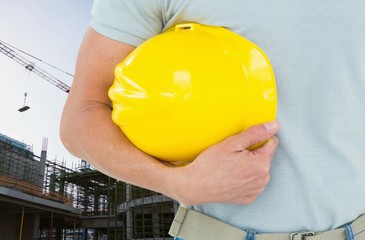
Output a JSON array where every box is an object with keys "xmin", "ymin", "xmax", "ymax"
[{"xmin": 109, "ymin": 23, "xmax": 277, "ymax": 165}]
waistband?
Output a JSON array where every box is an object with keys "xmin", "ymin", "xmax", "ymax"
[{"xmin": 169, "ymin": 205, "xmax": 365, "ymax": 240}]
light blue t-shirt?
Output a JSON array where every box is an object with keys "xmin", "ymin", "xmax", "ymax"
[{"xmin": 90, "ymin": 0, "xmax": 365, "ymax": 233}]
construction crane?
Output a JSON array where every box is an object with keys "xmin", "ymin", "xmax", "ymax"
[
  {"xmin": 0, "ymin": 41, "xmax": 71, "ymax": 112},
  {"xmin": 0, "ymin": 41, "xmax": 71, "ymax": 94}
]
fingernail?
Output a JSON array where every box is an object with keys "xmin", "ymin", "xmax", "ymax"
[{"xmin": 264, "ymin": 121, "xmax": 279, "ymax": 130}]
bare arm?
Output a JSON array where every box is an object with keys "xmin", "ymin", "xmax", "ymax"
[
  {"xmin": 60, "ymin": 28, "xmax": 280, "ymax": 206},
  {"xmin": 60, "ymin": 27, "xmax": 168, "ymax": 189}
]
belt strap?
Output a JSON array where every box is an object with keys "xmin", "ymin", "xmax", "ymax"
[
  {"xmin": 169, "ymin": 205, "xmax": 245, "ymax": 240},
  {"xmin": 169, "ymin": 205, "xmax": 365, "ymax": 240}
]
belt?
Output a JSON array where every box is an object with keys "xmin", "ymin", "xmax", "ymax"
[{"xmin": 169, "ymin": 205, "xmax": 365, "ymax": 240}]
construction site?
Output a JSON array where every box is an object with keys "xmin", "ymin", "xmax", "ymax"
[
  {"xmin": 0, "ymin": 132, "xmax": 177, "ymax": 240},
  {"xmin": 0, "ymin": 35, "xmax": 179, "ymax": 239}
]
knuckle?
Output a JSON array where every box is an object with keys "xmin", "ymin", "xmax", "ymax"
[
  {"xmin": 251, "ymin": 189, "xmax": 263, "ymax": 198},
  {"xmin": 263, "ymin": 174, "xmax": 271, "ymax": 185},
  {"xmin": 258, "ymin": 163, "xmax": 271, "ymax": 175},
  {"xmin": 260, "ymin": 175, "xmax": 270, "ymax": 190},
  {"xmin": 248, "ymin": 124, "xmax": 265, "ymax": 135},
  {"xmin": 258, "ymin": 173, "xmax": 270, "ymax": 186},
  {"xmin": 251, "ymin": 161, "xmax": 271, "ymax": 177},
  {"xmin": 219, "ymin": 135, "xmax": 239, "ymax": 150},
  {"xmin": 245, "ymin": 196, "xmax": 257, "ymax": 204},
  {"xmin": 245, "ymin": 128, "xmax": 262, "ymax": 141},
  {"xmin": 254, "ymin": 174, "xmax": 270, "ymax": 191}
]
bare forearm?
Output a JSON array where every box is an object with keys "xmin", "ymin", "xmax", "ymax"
[
  {"xmin": 59, "ymin": 27, "xmax": 183, "ymax": 201},
  {"xmin": 60, "ymin": 100, "xmax": 181, "ymax": 197}
]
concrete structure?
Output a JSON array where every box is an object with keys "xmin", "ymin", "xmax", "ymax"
[
  {"xmin": 0, "ymin": 133, "xmax": 175, "ymax": 239},
  {"xmin": 0, "ymin": 186, "xmax": 80, "ymax": 240}
]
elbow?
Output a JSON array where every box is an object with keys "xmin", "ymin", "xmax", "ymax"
[
  {"xmin": 59, "ymin": 123, "xmax": 72, "ymax": 155},
  {"xmin": 59, "ymin": 107, "xmax": 81, "ymax": 158}
]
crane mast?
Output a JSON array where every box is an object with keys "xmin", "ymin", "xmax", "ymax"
[{"xmin": 0, "ymin": 41, "xmax": 71, "ymax": 93}]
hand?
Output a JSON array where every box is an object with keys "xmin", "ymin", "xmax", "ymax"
[{"xmin": 169, "ymin": 122, "xmax": 280, "ymax": 206}]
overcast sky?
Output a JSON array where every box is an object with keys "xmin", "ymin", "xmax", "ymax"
[{"xmin": 0, "ymin": 1, "xmax": 93, "ymax": 168}]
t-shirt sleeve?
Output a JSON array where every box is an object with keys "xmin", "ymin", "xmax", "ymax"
[{"xmin": 90, "ymin": 0, "xmax": 165, "ymax": 46}]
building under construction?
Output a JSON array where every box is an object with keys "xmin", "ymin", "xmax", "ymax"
[{"xmin": 0, "ymin": 133, "xmax": 177, "ymax": 240}]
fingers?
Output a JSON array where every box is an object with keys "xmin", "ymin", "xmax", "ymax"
[
  {"xmin": 226, "ymin": 121, "xmax": 280, "ymax": 151},
  {"xmin": 253, "ymin": 136, "xmax": 279, "ymax": 156},
  {"xmin": 173, "ymin": 121, "xmax": 280, "ymax": 206}
]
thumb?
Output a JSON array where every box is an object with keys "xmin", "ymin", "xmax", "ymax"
[{"xmin": 231, "ymin": 121, "xmax": 280, "ymax": 150}]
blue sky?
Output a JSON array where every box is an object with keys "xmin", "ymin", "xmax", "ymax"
[{"xmin": 0, "ymin": 1, "xmax": 93, "ymax": 167}]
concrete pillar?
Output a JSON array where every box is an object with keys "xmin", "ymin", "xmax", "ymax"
[
  {"xmin": 32, "ymin": 214, "xmax": 40, "ymax": 240},
  {"xmin": 83, "ymin": 228, "xmax": 88, "ymax": 240},
  {"xmin": 126, "ymin": 183, "xmax": 132, "ymax": 240},
  {"xmin": 38, "ymin": 138, "xmax": 47, "ymax": 187},
  {"xmin": 152, "ymin": 210, "xmax": 160, "ymax": 238}
]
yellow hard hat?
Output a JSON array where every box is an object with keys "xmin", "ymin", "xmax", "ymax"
[{"xmin": 109, "ymin": 23, "xmax": 276, "ymax": 165}]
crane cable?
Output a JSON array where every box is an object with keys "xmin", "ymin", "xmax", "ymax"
[{"xmin": 0, "ymin": 39, "xmax": 74, "ymax": 78}]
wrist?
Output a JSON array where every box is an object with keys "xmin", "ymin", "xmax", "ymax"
[
  {"xmin": 157, "ymin": 163, "xmax": 191, "ymax": 204},
  {"xmin": 157, "ymin": 162, "xmax": 204, "ymax": 206}
]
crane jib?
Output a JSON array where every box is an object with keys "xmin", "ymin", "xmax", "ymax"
[{"xmin": 0, "ymin": 41, "xmax": 71, "ymax": 94}]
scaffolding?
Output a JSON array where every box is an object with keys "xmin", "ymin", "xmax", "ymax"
[
  {"xmin": 0, "ymin": 134, "xmax": 72, "ymax": 204},
  {"xmin": 0, "ymin": 133, "xmax": 176, "ymax": 240},
  {"xmin": 63, "ymin": 168, "xmax": 176, "ymax": 240},
  {"xmin": 0, "ymin": 133, "xmax": 38, "ymax": 185}
]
